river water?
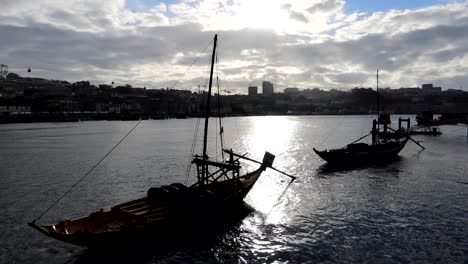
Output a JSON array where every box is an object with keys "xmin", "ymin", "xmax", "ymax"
[{"xmin": 0, "ymin": 116, "xmax": 466, "ymax": 263}]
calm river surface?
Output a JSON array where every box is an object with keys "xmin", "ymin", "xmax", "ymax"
[{"xmin": 0, "ymin": 116, "xmax": 467, "ymax": 263}]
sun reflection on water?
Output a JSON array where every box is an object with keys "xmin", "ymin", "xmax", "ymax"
[
  {"xmin": 245, "ymin": 116, "xmax": 296, "ymax": 157},
  {"xmin": 243, "ymin": 116, "xmax": 300, "ymax": 225}
]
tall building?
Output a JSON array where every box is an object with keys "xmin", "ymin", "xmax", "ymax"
[
  {"xmin": 248, "ymin": 86, "xmax": 258, "ymax": 96},
  {"xmin": 421, "ymin": 83, "xmax": 442, "ymax": 95},
  {"xmin": 262, "ymin": 81, "xmax": 274, "ymax": 95}
]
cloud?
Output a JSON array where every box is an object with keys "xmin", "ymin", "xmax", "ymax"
[
  {"xmin": 289, "ymin": 10, "xmax": 309, "ymax": 23},
  {"xmin": 0, "ymin": 0, "xmax": 128, "ymax": 32},
  {"xmin": 0, "ymin": 0, "xmax": 467, "ymax": 93},
  {"xmin": 307, "ymin": 0, "xmax": 344, "ymax": 14}
]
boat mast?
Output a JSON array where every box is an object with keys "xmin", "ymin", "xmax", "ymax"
[
  {"xmin": 202, "ymin": 34, "xmax": 217, "ymax": 162},
  {"xmin": 372, "ymin": 69, "xmax": 380, "ymax": 145},
  {"xmin": 376, "ymin": 69, "xmax": 379, "ymax": 117}
]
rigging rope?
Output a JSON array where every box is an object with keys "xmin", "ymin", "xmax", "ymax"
[
  {"xmin": 184, "ymin": 117, "xmax": 201, "ymax": 185},
  {"xmin": 341, "ymin": 132, "xmax": 371, "ymax": 148},
  {"xmin": 215, "ymin": 48, "xmax": 225, "ymax": 160},
  {"xmin": 359, "ymin": 115, "xmax": 367, "ymax": 137},
  {"xmin": 217, "ymin": 77, "xmax": 224, "ymax": 158},
  {"xmin": 182, "ymin": 39, "xmax": 216, "ymax": 184},
  {"xmin": 30, "ymin": 119, "xmax": 142, "ymax": 224},
  {"xmin": 317, "ymin": 116, "xmax": 345, "ymax": 148},
  {"xmin": 168, "ymin": 38, "xmax": 214, "ymax": 90},
  {"xmin": 184, "ymin": 78, "xmax": 208, "ymax": 185},
  {"xmin": 215, "ymin": 104, "xmax": 218, "ymax": 162}
]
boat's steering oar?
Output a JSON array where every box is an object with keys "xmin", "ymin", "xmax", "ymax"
[
  {"xmin": 223, "ymin": 149, "xmax": 297, "ymax": 181},
  {"xmin": 406, "ymin": 135, "xmax": 426, "ymax": 150}
]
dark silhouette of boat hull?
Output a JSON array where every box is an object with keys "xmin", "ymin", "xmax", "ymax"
[
  {"xmin": 313, "ymin": 139, "xmax": 408, "ymax": 165},
  {"xmin": 29, "ymin": 168, "xmax": 264, "ymax": 247}
]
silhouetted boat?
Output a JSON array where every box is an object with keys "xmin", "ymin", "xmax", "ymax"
[
  {"xmin": 416, "ymin": 111, "xmax": 468, "ymax": 126},
  {"xmin": 29, "ymin": 34, "xmax": 288, "ymax": 247},
  {"xmin": 313, "ymin": 141, "xmax": 407, "ymax": 164},
  {"xmin": 314, "ymin": 70, "xmax": 414, "ymax": 165},
  {"xmin": 314, "ymin": 114, "xmax": 409, "ymax": 165},
  {"xmin": 416, "ymin": 111, "xmax": 434, "ymax": 126},
  {"xmin": 29, "ymin": 166, "xmax": 270, "ymax": 247}
]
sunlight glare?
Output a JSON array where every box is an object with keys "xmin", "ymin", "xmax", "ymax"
[
  {"xmin": 236, "ymin": 0, "xmax": 289, "ymax": 31},
  {"xmin": 244, "ymin": 116, "xmax": 297, "ymax": 224},
  {"xmin": 247, "ymin": 116, "xmax": 295, "ymax": 156}
]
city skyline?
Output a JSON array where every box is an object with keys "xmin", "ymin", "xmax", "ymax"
[
  {"xmin": 2, "ymin": 71, "xmax": 467, "ymax": 121},
  {"xmin": 1, "ymin": 0, "xmax": 468, "ymax": 93}
]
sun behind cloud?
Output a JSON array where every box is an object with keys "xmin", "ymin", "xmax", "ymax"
[{"xmin": 235, "ymin": 0, "xmax": 290, "ymax": 32}]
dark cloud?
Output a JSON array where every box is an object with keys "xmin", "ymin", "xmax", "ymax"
[
  {"xmin": 307, "ymin": 0, "xmax": 343, "ymax": 14},
  {"xmin": 289, "ymin": 11, "xmax": 309, "ymax": 23},
  {"xmin": 328, "ymin": 72, "xmax": 371, "ymax": 84},
  {"xmin": 281, "ymin": 3, "xmax": 292, "ymax": 10},
  {"xmin": 274, "ymin": 23, "xmax": 468, "ymax": 72}
]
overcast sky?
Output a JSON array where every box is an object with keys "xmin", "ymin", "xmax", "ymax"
[{"xmin": 1, "ymin": 0, "xmax": 467, "ymax": 93}]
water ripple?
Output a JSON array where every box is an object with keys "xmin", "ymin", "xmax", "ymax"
[{"xmin": 0, "ymin": 117, "xmax": 466, "ymax": 263}]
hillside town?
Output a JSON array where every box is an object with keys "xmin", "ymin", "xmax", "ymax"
[{"xmin": 1, "ymin": 71, "xmax": 467, "ymax": 123}]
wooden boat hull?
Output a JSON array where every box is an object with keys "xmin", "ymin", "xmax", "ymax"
[
  {"xmin": 313, "ymin": 139, "xmax": 408, "ymax": 165},
  {"xmin": 30, "ymin": 168, "xmax": 264, "ymax": 247}
]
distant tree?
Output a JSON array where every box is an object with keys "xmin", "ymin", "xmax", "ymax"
[
  {"xmin": 99, "ymin": 84, "xmax": 112, "ymax": 89},
  {"xmin": 73, "ymin": 81, "xmax": 91, "ymax": 87},
  {"xmin": 6, "ymin": 72, "xmax": 20, "ymax": 79},
  {"xmin": 350, "ymin": 88, "xmax": 377, "ymax": 106}
]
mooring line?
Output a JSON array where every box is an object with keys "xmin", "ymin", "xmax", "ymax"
[{"xmin": 30, "ymin": 119, "xmax": 142, "ymax": 224}]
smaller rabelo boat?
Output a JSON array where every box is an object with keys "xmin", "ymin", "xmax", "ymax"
[
  {"xmin": 417, "ymin": 111, "xmax": 468, "ymax": 126},
  {"xmin": 313, "ymin": 70, "xmax": 421, "ymax": 165},
  {"xmin": 314, "ymin": 114, "xmax": 410, "ymax": 165},
  {"xmin": 416, "ymin": 111, "xmax": 435, "ymax": 126}
]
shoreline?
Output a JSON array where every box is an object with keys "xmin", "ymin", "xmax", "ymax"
[{"xmin": 0, "ymin": 112, "xmax": 424, "ymax": 124}]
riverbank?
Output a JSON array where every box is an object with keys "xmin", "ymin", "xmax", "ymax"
[{"xmin": 0, "ymin": 111, "xmax": 458, "ymax": 124}]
